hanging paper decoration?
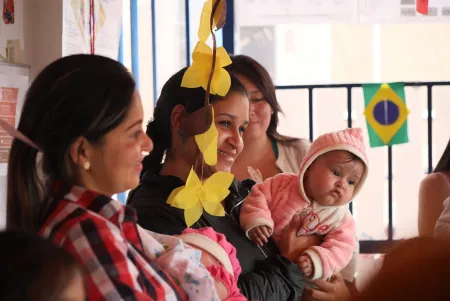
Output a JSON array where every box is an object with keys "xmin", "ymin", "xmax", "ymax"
[
  {"xmin": 3, "ymin": 0, "xmax": 14, "ymax": 24},
  {"xmin": 416, "ymin": 0, "xmax": 429, "ymax": 15},
  {"xmin": 198, "ymin": 0, "xmax": 226, "ymax": 43},
  {"xmin": 181, "ymin": 42, "xmax": 232, "ymax": 96},
  {"xmin": 167, "ymin": 169, "xmax": 234, "ymax": 227},
  {"xmin": 363, "ymin": 82, "xmax": 410, "ymax": 148},
  {"xmin": 168, "ymin": 0, "xmax": 234, "ymax": 227},
  {"xmin": 89, "ymin": 0, "xmax": 95, "ymax": 54},
  {"xmin": 195, "ymin": 107, "xmax": 218, "ymax": 166}
]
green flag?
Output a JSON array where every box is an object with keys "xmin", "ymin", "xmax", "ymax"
[{"xmin": 362, "ymin": 82, "xmax": 410, "ymax": 148}]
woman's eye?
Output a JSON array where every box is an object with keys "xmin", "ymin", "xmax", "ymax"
[
  {"xmin": 218, "ymin": 121, "xmax": 230, "ymax": 128},
  {"xmin": 132, "ymin": 130, "xmax": 142, "ymax": 138}
]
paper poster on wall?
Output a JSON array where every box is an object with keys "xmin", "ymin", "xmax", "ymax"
[
  {"xmin": 3, "ymin": 0, "xmax": 14, "ymax": 24},
  {"xmin": 0, "ymin": 73, "xmax": 27, "ymax": 175},
  {"xmin": 63, "ymin": 0, "xmax": 122, "ymax": 60},
  {"xmin": 0, "ymin": 0, "xmax": 23, "ymax": 55},
  {"xmin": 236, "ymin": 0, "xmax": 357, "ymax": 26},
  {"xmin": 359, "ymin": 0, "xmax": 450, "ymax": 23},
  {"xmin": 0, "ymin": 68, "xmax": 28, "ymax": 229}
]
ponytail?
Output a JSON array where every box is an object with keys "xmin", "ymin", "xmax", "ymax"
[
  {"xmin": 141, "ymin": 117, "xmax": 171, "ymax": 176},
  {"xmin": 6, "ymin": 140, "xmax": 49, "ymax": 232}
]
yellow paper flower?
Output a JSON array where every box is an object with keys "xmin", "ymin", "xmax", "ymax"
[
  {"xmin": 195, "ymin": 107, "xmax": 218, "ymax": 166},
  {"xmin": 167, "ymin": 168, "xmax": 234, "ymax": 227},
  {"xmin": 198, "ymin": 0, "xmax": 225, "ymax": 42},
  {"xmin": 181, "ymin": 41, "xmax": 232, "ymax": 96}
]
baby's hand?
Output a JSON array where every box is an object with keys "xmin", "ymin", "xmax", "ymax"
[
  {"xmin": 248, "ymin": 225, "xmax": 272, "ymax": 246},
  {"xmin": 296, "ymin": 254, "xmax": 314, "ymax": 277}
]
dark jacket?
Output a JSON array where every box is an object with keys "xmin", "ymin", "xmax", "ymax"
[{"xmin": 127, "ymin": 172, "xmax": 306, "ymax": 301}]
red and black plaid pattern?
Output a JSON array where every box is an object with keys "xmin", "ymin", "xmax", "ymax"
[{"xmin": 39, "ymin": 182, "xmax": 187, "ymax": 301}]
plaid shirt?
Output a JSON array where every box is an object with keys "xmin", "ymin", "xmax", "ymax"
[{"xmin": 39, "ymin": 182, "xmax": 219, "ymax": 301}]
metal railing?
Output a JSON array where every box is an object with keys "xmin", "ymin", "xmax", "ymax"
[{"xmin": 276, "ymin": 81, "xmax": 450, "ymax": 253}]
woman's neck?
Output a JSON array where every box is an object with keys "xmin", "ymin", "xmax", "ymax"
[
  {"xmin": 159, "ymin": 157, "xmax": 192, "ymax": 182},
  {"xmin": 160, "ymin": 155, "xmax": 214, "ymax": 182},
  {"xmin": 239, "ymin": 134, "xmax": 272, "ymax": 161}
]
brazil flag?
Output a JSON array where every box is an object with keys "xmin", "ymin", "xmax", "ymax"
[{"xmin": 362, "ymin": 82, "xmax": 410, "ymax": 148}]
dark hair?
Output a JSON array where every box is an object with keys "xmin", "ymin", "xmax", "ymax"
[
  {"xmin": 227, "ymin": 54, "xmax": 283, "ymax": 139},
  {"xmin": 434, "ymin": 138, "xmax": 450, "ymax": 172},
  {"xmin": 7, "ymin": 54, "xmax": 136, "ymax": 232},
  {"xmin": 141, "ymin": 67, "xmax": 247, "ymax": 175},
  {"xmin": 0, "ymin": 230, "xmax": 83, "ymax": 301}
]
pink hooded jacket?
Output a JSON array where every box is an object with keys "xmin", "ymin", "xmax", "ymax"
[{"xmin": 240, "ymin": 128, "xmax": 369, "ymax": 280}]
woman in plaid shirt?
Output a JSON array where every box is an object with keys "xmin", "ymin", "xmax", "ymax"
[{"xmin": 5, "ymin": 54, "xmax": 225, "ymax": 301}]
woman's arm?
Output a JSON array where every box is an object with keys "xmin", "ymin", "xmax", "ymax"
[
  {"xmin": 418, "ymin": 173, "xmax": 450, "ymax": 236},
  {"xmin": 237, "ymin": 214, "xmax": 323, "ymax": 301},
  {"xmin": 63, "ymin": 222, "xmax": 188, "ymax": 300},
  {"xmin": 128, "ymin": 186, "xmax": 189, "ymax": 235}
]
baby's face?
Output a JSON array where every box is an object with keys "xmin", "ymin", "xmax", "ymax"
[{"xmin": 303, "ymin": 151, "xmax": 365, "ymax": 206}]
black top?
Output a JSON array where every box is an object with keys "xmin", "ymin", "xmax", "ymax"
[{"xmin": 127, "ymin": 172, "xmax": 306, "ymax": 301}]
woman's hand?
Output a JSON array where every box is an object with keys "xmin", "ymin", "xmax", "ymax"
[
  {"xmin": 279, "ymin": 215, "xmax": 322, "ymax": 261},
  {"xmin": 310, "ymin": 273, "xmax": 351, "ymax": 301},
  {"xmin": 247, "ymin": 166, "xmax": 263, "ymax": 183}
]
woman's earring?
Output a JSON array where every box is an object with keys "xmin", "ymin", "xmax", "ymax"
[{"xmin": 83, "ymin": 161, "xmax": 90, "ymax": 170}]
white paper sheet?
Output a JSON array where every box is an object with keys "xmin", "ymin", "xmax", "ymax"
[
  {"xmin": 359, "ymin": 0, "xmax": 450, "ymax": 23},
  {"xmin": 63, "ymin": 0, "xmax": 122, "ymax": 60},
  {"xmin": 236, "ymin": 0, "xmax": 357, "ymax": 26}
]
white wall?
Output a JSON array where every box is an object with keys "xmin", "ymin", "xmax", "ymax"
[{"xmin": 23, "ymin": 0, "xmax": 63, "ymax": 78}]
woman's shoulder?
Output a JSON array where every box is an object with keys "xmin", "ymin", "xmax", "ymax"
[
  {"xmin": 273, "ymin": 133, "xmax": 311, "ymax": 152},
  {"xmin": 420, "ymin": 172, "xmax": 450, "ymax": 191},
  {"xmin": 127, "ymin": 173, "xmax": 184, "ymax": 208},
  {"xmin": 272, "ymin": 133, "xmax": 310, "ymax": 173}
]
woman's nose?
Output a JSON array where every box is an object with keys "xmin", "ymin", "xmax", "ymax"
[{"xmin": 143, "ymin": 135, "xmax": 153, "ymax": 153}]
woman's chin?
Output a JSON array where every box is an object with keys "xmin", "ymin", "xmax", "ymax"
[{"xmin": 215, "ymin": 161, "xmax": 233, "ymax": 173}]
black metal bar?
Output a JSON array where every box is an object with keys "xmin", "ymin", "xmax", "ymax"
[
  {"xmin": 360, "ymin": 240, "xmax": 399, "ymax": 254},
  {"xmin": 185, "ymin": 0, "xmax": 191, "ymax": 66},
  {"xmin": 427, "ymin": 85, "xmax": 433, "ymax": 173},
  {"xmin": 276, "ymin": 81, "xmax": 450, "ymax": 90},
  {"xmin": 347, "ymin": 87, "xmax": 353, "ymax": 214},
  {"xmin": 308, "ymin": 88, "xmax": 313, "ymax": 141},
  {"xmin": 388, "ymin": 146, "xmax": 393, "ymax": 241},
  {"xmin": 222, "ymin": 0, "xmax": 235, "ymax": 54}
]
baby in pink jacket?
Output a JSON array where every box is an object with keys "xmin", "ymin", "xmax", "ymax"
[{"xmin": 240, "ymin": 128, "xmax": 369, "ymax": 280}]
